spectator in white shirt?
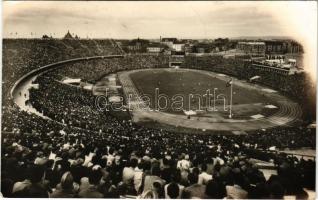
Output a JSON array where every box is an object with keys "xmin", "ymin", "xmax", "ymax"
[
  {"xmin": 198, "ymin": 163, "xmax": 212, "ymax": 185},
  {"xmin": 122, "ymin": 158, "xmax": 138, "ymax": 185},
  {"xmin": 134, "ymin": 162, "xmax": 144, "ymax": 194},
  {"xmin": 177, "ymin": 154, "xmax": 190, "ymax": 171},
  {"xmin": 177, "ymin": 154, "xmax": 191, "ymax": 185}
]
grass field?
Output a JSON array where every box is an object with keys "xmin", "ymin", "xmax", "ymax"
[{"xmin": 129, "ymin": 69, "xmax": 277, "ymax": 119}]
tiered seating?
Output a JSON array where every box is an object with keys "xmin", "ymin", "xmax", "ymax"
[{"xmin": 1, "ymin": 40, "xmax": 315, "ymax": 198}]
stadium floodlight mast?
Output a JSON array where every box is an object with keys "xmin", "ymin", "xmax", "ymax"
[{"xmin": 229, "ymin": 79, "xmax": 233, "ymax": 119}]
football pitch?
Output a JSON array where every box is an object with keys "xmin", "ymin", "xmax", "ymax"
[
  {"xmin": 129, "ymin": 68, "xmax": 277, "ymax": 119},
  {"xmin": 118, "ymin": 68, "xmax": 302, "ymax": 132}
]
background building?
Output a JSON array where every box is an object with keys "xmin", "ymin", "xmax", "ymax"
[
  {"xmin": 236, "ymin": 42, "xmax": 266, "ymax": 56},
  {"xmin": 147, "ymin": 46, "xmax": 162, "ymax": 53},
  {"xmin": 264, "ymin": 41, "xmax": 287, "ymax": 54},
  {"xmin": 172, "ymin": 42, "xmax": 185, "ymax": 52}
]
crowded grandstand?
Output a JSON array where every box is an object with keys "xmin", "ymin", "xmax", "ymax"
[{"xmin": 1, "ymin": 35, "xmax": 316, "ymax": 199}]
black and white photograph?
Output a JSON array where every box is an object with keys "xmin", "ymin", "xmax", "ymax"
[{"xmin": 1, "ymin": 1, "xmax": 317, "ymax": 199}]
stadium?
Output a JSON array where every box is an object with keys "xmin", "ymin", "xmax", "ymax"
[
  {"xmin": 1, "ymin": 1, "xmax": 318, "ymax": 199},
  {"xmin": 1, "ymin": 36, "xmax": 316, "ymax": 199}
]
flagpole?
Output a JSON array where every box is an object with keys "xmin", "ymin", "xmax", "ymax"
[{"xmin": 229, "ymin": 80, "xmax": 233, "ymax": 118}]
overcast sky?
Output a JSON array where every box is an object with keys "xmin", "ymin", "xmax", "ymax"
[
  {"xmin": 2, "ymin": 1, "xmax": 317, "ymax": 80},
  {"xmin": 3, "ymin": 1, "xmax": 317, "ymax": 40}
]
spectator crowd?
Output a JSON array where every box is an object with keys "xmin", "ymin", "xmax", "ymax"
[
  {"xmin": 183, "ymin": 55, "xmax": 316, "ymax": 122},
  {"xmin": 1, "ymin": 39, "xmax": 316, "ymax": 198}
]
